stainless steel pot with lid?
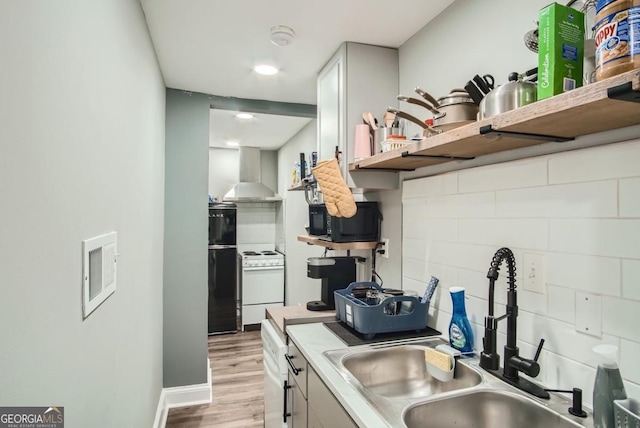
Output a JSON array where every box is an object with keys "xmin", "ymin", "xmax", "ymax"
[
  {"xmin": 400, "ymin": 88, "xmax": 478, "ymax": 132},
  {"xmin": 479, "ymin": 69, "xmax": 538, "ymax": 119}
]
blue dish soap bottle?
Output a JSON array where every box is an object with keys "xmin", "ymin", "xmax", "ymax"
[{"xmin": 449, "ymin": 287, "xmax": 474, "ymax": 354}]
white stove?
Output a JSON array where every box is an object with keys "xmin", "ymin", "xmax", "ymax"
[
  {"xmin": 241, "ymin": 250, "xmax": 285, "ymax": 268},
  {"xmin": 240, "ymin": 248, "xmax": 285, "ymax": 330}
]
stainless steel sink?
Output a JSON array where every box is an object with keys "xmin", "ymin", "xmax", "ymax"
[
  {"xmin": 340, "ymin": 345, "xmax": 482, "ymax": 399},
  {"xmin": 323, "ymin": 338, "xmax": 594, "ymax": 428},
  {"xmin": 403, "ymin": 389, "xmax": 583, "ymax": 428}
]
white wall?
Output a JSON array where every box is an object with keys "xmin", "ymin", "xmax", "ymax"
[
  {"xmin": 277, "ymin": 121, "xmax": 324, "ymax": 305},
  {"xmin": 208, "ymin": 148, "xmax": 238, "ymax": 200},
  {"xmin": 0, "ymin": 2, "xmax": 165, "ymax": 426},
  {"xmin": 403, "ymin": 139, "xmax": 640, "ymax": 407}
]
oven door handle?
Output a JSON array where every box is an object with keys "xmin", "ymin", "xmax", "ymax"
[{"xmin": 243, "ymin": 266, "xmax": 284, "ymax": 271}]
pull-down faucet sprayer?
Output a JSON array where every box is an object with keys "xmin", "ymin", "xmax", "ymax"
[{"xmin": 479, "ymin": 247, "xmax": 549, "ymax": 399}]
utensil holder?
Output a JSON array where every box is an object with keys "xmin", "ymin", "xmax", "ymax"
[{"xmin": 615, "ymin": 398, "xmax": 640, "ymax": 428}]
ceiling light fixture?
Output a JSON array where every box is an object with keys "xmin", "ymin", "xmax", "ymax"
[
  {"xmin": 226, "ymin": 141, "xmax": 240, "ymax": 147},
  {"xmin": 236, "ymin": 112, "xmax": 254, "ymax": 120},
  {"xmin": 270, "ymin": 25, "xmax": 295, "ymax": 47},
  {"xmin": 254, "ymin": 64, "xmax": 279, "ymax": 75}
]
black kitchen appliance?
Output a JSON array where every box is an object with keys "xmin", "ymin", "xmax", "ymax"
[
  {"xmin": 208, "ymin": 202, "xmax": 238, "ymax": 334},
  {"xmin": 306, "ymin": 256, "xmax": 359, "ymax": 311},
  {"xmin": 308, "ymin": 201, "xmax": 381, "ymax": 242}
]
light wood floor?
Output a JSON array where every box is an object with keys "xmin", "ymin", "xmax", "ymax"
[{"xmin": 165, "ymin": 330, "xmax": 264, "ymax": 428}]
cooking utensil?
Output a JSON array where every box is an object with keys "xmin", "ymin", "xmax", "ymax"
[
  {"xmin": 473, "ymin": 74, "xmax": 495, "ymax": 94},
  {"xmin": 410, "ymin": 88, "xmax": 478, "ymax": 132},
  {"xmin": 479, "ymin": 69, "xmax": 538, "ymax": 120},
  {"xmin": 368, "ymin": 112, "xmax": 378, "ymax": 130},
  {"xmin": 464, "ymin": 81, "xmax": 485, "ymax": 105},
  {"xmin": 383, "ymin": 111, "xmax": 396, "ymax": 128},
  {"xmin": 414, "ymin": 87, "xmax": 440, "ymax": 107},
  {"xmin": 397, "ymin": 95, "xmax": 440, "ymax": 116},
  {"xmin": 386, "ymin": 107, "xmax": 440, "ymax": 136}
]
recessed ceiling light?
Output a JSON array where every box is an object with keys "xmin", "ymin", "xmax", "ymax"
[
  {"xmin": 254, "ymin": 64, "xmax": 278, "ymax": 75},
  {"xmin": 226, "ymin": 141, "xmax": 240, "ymax": 147},
  {"xmin": 236, "ymin": 112, "xmax": 254, "ymax": 120}
]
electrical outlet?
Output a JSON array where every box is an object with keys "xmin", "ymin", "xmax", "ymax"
[
  {"xmin": 523, "ymin": 253, "xmax": 545, "ymax": 294},
  {"xmin": 380, "ymin": 238, "xmax": 389, "ymax": 259}
]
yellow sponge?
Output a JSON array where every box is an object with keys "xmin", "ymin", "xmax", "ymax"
[{"xmin": 424, "ymin": 348, "xmax": 451, "ymax": 371}]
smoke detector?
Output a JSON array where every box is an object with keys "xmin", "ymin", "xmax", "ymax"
[{"xmin": 270, "ymin": 25, "xmax": 295, "ymax": 47}]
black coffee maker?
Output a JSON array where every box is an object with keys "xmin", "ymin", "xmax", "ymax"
[{"xmin": 306, "ymin": 256, "xmax": 359, "ymax": 311}]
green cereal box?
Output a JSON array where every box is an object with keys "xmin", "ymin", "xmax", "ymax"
[{"xmin": 538, "ymin": 3, "xmax": 585, "ymax": 100}]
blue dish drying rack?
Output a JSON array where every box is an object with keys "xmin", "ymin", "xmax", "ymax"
[{"xmin": 334, "ymin": 281, "xmax": 431, "ymax": 339}]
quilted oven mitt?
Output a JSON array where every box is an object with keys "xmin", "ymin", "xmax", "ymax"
[{"xmin": 312, "ymin": 158, "xmax": 357, "ymax": 218}]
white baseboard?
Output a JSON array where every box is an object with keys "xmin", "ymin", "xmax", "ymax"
[{"xmin": 152, "ymin": 358, "xmax": 212, "ymax": 428}]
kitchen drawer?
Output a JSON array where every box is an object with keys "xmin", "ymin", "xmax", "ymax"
[
  {"xmin": 286, "ymin": 341, "xmax": 308, "ymax": 398},
  {"xmin": 308, "ymin": 366, "xmax": 357, "ymax": 428}
]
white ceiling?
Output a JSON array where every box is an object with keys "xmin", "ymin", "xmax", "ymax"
[
  {"xmin": 209, "ymin": 109, "xmax": 311, "ymax": 149},
  {"xmin": 140, "ymin": 0, "xmax": 455, "ymax": 149}
]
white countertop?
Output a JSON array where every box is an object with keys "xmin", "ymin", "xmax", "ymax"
[{"xmin": 286, "ymin": 322, "xmax": 433, "ymax": 428}]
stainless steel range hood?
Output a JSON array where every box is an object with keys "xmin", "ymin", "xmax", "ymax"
[{"xmin": 223, "ymin": 146, "xmax": 282, "ymax": 202}]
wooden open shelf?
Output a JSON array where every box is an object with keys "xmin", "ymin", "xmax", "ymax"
[
  {"xmin": 349, "ymin": 69, "xmax": 640, "ymax": 172},
  {"xmin": 288, "ymin": 178, "xmax": 316, "ymax": 191},
  {"xmin": 297, "ymin": 235, "xmax": 380, "ymax": 250}
]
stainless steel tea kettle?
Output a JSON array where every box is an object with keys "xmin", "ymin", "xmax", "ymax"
[{"xmin": 479, "ymin": 69, "xmax": 538, "ymax": 120}]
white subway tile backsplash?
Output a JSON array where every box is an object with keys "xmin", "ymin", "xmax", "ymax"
[
  {"xmin": 458, "ymin": 219, "xmax": 548, "ymax": 250},
  {"xmin": 548, "ymin": 140, "xmax": 640, "ymax": 184},
  {"xmin": 620, "ymin": 339, "xmax": 640, "ymax": 385},
  {"xmin": 547, "ymin": 285, "xmax": 576, "ymax": 324},
  {"xmin": 624, "ymin": 381, "xmax": 640, "ymax": 404},
  {"xmin": 550, "ymin": 219, "xmax": 640, "ymax": 259},
  {"xmin": 602, "ymin": 296, "xmax": 640, "ymax": 342},
  {"xmin": 518, "ymin": 289, "xmax": 548, "ymax": 315},
  {"xmin": 622, "ymin": 260, "xmax": 640, "ymax": 301},
  {"xmin": 425, "ymin": 192, "xmax": 495, "ymax": 218},
  {"xmin": 426, "ymin": 242, "xmax": 497, "ymax": 273},
  {"xmin": 403, "ymin": 259, "xmax": 427, "ymax": 282},
  {"xmin": 424, "ymin": 219, "xmax": 459, "ymax": 243},
  {"xmin": 403, "ymin": 173, "xmax": 457, "ymax": 199},
  {"xmin": 402, "ymin": 199, "xmax": 428, "ymax": 239},
  {"xmin": 514, "ymin": 310, "xmax": 618, "ymax": 368},
  {"xmin": 457, "ymin": 268, "xmax": 490, "ymax": 301},
  {"xmin": 403, "ymin": 140, "xmax": 640, "ymax": 395},
  {"xmin": 458, "ymin": 157, "xmax": 548, "ymax": 193},
  {"xmin": 546, "ymin": 253, "xmax": 621, "ymax": 296},
  {"xmin": 496, "ymin": 181, "xmax": 618, "ymax": 218},
  {"xmin": 403, "ymin": 238, "xmax": 429, "ymax": 263},
  {"xmin": 620, "ymin": 178, "xmax": 640, "ymax": 217},
  {"xmin": 543, "ymin": 353, "xmax": 596, "ymax": 407}
]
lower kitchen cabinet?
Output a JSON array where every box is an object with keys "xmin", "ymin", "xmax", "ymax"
[
  {"xmin": 287, "ymin": 371, "xmax": 308, "ymax": 427},
  {"xmin": 287, "ymin": 341, "xmax": 357, "ymax": 427},
  {"xmin": 307, "ymin": 366, "xmax": 357, "ymax": 428}
]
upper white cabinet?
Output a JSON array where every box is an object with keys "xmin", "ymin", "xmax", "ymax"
[{"xmin": 317, "ymin": 42, "xmax": 399, "ymax": 191}]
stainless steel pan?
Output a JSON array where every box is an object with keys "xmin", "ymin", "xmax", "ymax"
[{"xmin": 386, "ymin": 108, "xmax": 440, "ymax": 137}]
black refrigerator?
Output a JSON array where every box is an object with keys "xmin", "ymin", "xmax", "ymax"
[{"xmin": 208, "ymin": 202, "xmax": 238, "ymax": 334}]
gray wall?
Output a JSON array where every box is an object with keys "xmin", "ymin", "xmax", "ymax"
[
  {"xmin": 164, "ymin": 89, "xmax": 211, "ymax": 387},
  {"xmin": 373, "ymin": 0, "xmax": 589, "ymax": 288},
  {"xmin": 0, "ymin": 2, "xmax": 165, "ymax": 426}
]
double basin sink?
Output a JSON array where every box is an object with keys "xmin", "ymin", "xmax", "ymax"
[{"xmin": 323, "ymin": 338, "xmax": 593, "ymax": 428}]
